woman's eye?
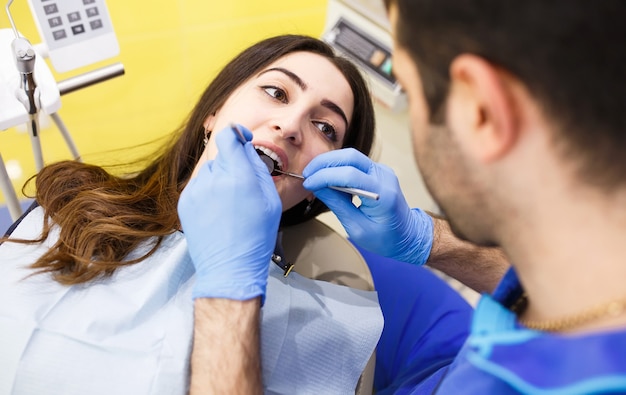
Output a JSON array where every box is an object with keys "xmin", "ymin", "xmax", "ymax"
[
  {"xmin": 262, "ymin": 86, "xmax": 288, "ymax": 103},
  {"xmin": 313, "ymin": 121, "xmax": 337, "ymax": 142}
]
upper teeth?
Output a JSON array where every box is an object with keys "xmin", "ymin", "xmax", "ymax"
[{"xmin": 254, "ymin": 145, "xmax": 283, "ymax": 170}]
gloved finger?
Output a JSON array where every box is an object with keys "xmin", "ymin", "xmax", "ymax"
[
  {"xmin": 213, "ymin": 123, "xmax": 270, "ymax": 180},
  {"xmin": 313, "ymin": 187, "xmax": 362, "ymax": 218},
  {"xmin": 235, "ymin": 123, "xmax": 254, "ymax": 141},
  {"xmin": 181, "ymin": 160, "xmax": 214, "ymax": 202},
  {"xmin": 243, "ymin": 140, "xmax": 272, "ymax": 177},
  {"xmin": 303, "ymin": 165, "xmax": 381, "ymax": 193},
  {"xmin": 313, "ymin": 187, "xmax": 390, "ymax": 244},
  {"xmin": 213, "ymin": 124, "xmax": 254, "ymax": 174},
  {"xmin": 243, "ymin": 142, "xmax": 282, "ymax": 210},
  {"xmin": 302, "ymin": 148, "xmax": 374, "ymax": 177},
  {"xmin": 178, "ymin": 161, "xmax": 213, "ymax": 226}
]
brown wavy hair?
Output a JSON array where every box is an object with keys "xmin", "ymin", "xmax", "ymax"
[{"xmin": 7, "ymin": 34, "xmax": 376, "ymax": 285}]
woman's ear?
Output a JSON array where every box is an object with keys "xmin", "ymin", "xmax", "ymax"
[
  {"xmin": 448, "ymin": 54, "xmax": 518, "ymax": 163},
  {"xmin": 203, "ymin": 113, "xmax": 216, "ymax": 132}
]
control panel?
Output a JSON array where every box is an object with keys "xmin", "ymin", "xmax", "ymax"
[{"xmin": 27, "ymin": 0, "xmax": 119, "ymax": 72}]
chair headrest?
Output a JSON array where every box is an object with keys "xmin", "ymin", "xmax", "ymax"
[{"xmin": 280, "ymin": 218, "xmax": 374, "ymax": 292}]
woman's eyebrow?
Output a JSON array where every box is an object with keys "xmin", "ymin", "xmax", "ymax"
[
  {"xmin": 259, "ymin": 67, "xmax": 307, "ymax": 90},
  {"xmin": 321, "ymin": 100, "xmax": 349, "ymax": 130},
  {"xmin": 258, "ymin": 67, "xmax": 349, "ymax": 129}
]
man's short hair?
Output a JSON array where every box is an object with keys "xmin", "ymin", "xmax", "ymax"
[{"xmin": 386, "ymin": 0, "xmax": 626, "ymax": 189}]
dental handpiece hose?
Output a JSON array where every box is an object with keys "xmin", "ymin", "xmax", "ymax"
[
  {"xmin": 13, "ymin": 36, "xmax": 44, "ymax": 171},
  {"xmin": 22, "ymin": 71, "xmax": 43, "ymax": 171}
]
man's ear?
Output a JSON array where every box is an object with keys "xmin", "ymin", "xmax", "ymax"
[{"xmin": 448, "ymin": 54, "xmax": 518, "ymax": 163}]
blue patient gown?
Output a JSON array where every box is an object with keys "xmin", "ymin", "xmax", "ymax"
[
  {"xmin": 358, "ymin": 243, "xmax": 626, "ymax": 395},
  {"xmin": 0, "ymin": 207, "xmax": 383, "ymax": 395}
]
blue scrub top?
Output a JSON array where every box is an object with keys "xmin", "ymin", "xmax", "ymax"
[
  {"xmin": 356, "ymin": 244, "xmax": 626, "ymax": 395},
  {"xmin": 418, "ymin": 269, "xmax": 626, "ymax": 394}
]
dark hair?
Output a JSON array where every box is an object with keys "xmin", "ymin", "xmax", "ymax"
[
  {"xmin": 385, "ymin": 0, "xmax": 626, "ymax": 189},
  {"xmin": 16, "ymin": 35, "xmax": 376, "ymax": 284}
]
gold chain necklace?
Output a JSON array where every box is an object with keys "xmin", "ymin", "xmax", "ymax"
[{"xmin": 518, "ymin": 297, "xmax": 626, "ymax": 332}]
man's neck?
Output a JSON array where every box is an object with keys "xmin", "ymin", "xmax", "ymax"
[{"xmin": 503, "ymin": 190, "xmax": 626, "ymax": 333}]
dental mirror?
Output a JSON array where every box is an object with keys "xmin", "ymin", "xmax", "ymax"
[{"xmin": 257, "ymin": 150, "xmax": 305, "ymax": 179}]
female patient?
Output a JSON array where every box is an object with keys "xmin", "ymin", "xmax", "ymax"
[{"xmin": 0, "ymin": 35, "xmax": 379, "ymax": 394}]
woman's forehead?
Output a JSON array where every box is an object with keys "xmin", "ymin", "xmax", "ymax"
[{"xmin": 261, "ymin": 51, "xmax": 342, "ymax": 81}]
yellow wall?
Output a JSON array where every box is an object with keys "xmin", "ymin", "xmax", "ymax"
[{"xmin": 0, "ymin": 0, "xmax": 328, "ymax": 202}]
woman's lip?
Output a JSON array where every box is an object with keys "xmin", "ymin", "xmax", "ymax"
[{"xmin": 252, "ymin": 140, "xmax": 289, "ymax": 171}]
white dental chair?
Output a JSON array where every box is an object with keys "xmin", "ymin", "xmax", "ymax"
[{"xmin": 281, "ymin": 218, "xmax": 377, "ymax": 395}]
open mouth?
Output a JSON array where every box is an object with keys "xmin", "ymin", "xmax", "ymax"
[{"xmin": 255, "ymin": 146, "xmax": 283, "ymax": 175}]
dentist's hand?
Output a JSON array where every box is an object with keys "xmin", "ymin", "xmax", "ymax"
[
  {"xmin": 178, "ymin": 124, "xmax": 282, "ymax": 303},
  {"xmin": 303, "ymin": 148, "xmax": 433, "ymax": 266}
]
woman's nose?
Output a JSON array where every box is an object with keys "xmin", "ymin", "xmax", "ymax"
[{"xmin": 272, "ymin": 116, "xmax": 303, "ymax": 145}]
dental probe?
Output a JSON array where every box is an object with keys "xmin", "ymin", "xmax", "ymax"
[
  {"xmin": 229, "ymin": 124, "xmax": 380, "ymax": 201},
  {"xmin": 270, "ymin": 168, "xmax": 380, "ymax": 201}
]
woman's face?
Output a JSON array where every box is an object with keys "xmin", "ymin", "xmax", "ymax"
[{"xmin": 201, "ymin": 51, "xmax": 355, "ymax": 211}]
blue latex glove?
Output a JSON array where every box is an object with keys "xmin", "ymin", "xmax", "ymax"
[
  {"xmin": 178, "ymin": 124, "xmax": 282, "ymax": 303},
  {"xmin": 303, "ymin": 148, "xmax": 433, "ymax": 266}
]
